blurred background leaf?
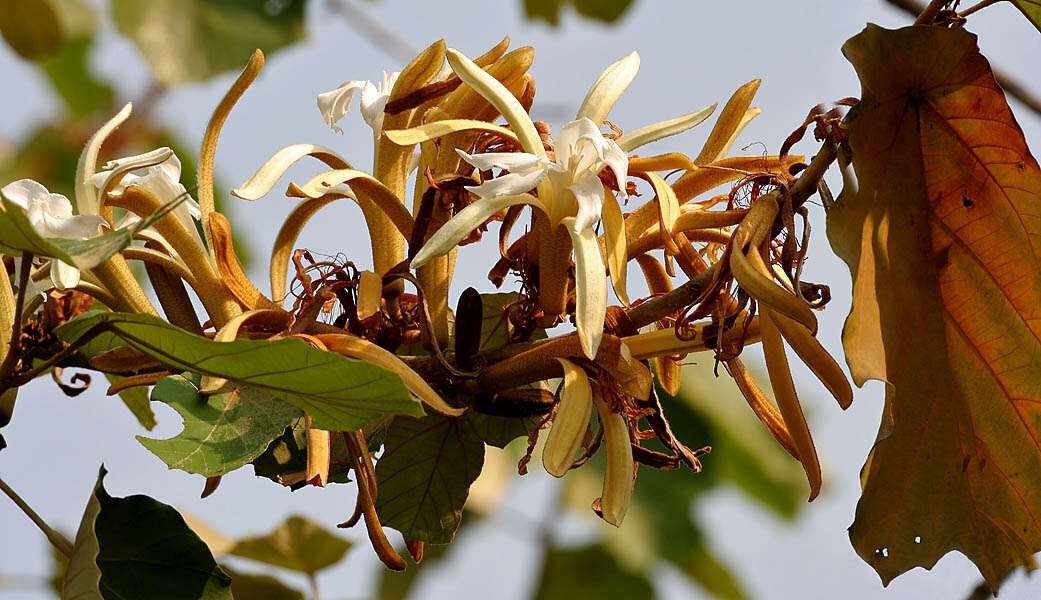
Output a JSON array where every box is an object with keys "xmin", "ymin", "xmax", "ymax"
[
  {"xmin": 523, "ymin": 0, "xmax": 636, "ymax": 25},
  {"xmin": 110, "ymin": 0, "xmax": 307, "ymax": 86}
]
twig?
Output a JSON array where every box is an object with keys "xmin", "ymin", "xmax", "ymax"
[
  {"xmin": 883, "ymin": 0, "xmax": 1041, "ymax": 117},
  {"xmin": 959, "ymin": 0, "xmax": 1003, "ymax": 17},
  {"xmin": 0, "ymin": 475, "xmax": 74, "ymax": 558},
  {"xmin": 324, "ymin": 0, "xmax": 418, "ymax": 65},
  {"xmin": 308, "ymin": 573, "xmax": 320, "ymax": 600},
  {"xmin": 0, "ymin": 253, "xmax": 33, "ymax": 382},
  {"xmin": 915, "ymin": 0, "xmax": 951, "ymax": 24}
]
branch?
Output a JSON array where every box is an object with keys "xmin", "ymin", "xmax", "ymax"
[
  {"xmin": 883, "ymin": 0, "xmax": 1041, "ymax": 117},
  {"xmin": 0, "ymin": 475, "xmax": 74, "ymax": 558}
]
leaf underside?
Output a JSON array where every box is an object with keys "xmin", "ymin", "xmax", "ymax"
[
  {"xmin": 831, "ymin": 24, "xmax": 1041, "ymax": 588},
  {"xmin": 375, "ymin": 414, "xmax": 485, "ymax": 543}
]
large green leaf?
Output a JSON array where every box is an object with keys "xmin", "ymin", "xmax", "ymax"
[
  {"xmin": 63, "ymin": 467, "xmax": 233, "ymax": 599},
  {"xmin": 1012, "ymin": 1, "xmax": 1041, "ymax": 33},
  {"xmin": 57, "ymin": 312, "xmax": 424, "ymax": 430},
  {"xmin": 0, "ymin": 0, "xmax": 62, "ymax": 60},
  {"xmin": 375, "ymin": 414, "xmax": 485, "ymax": 543},
  {"xmin": 228, "ymin": 515, "xmax": 352, "ymax": 576},
  {"xmin": 110, "ymin": 0, "xmax": 306, "ymax": 86},
  {"xmin": 533, "ymin": 543, "xmax": 655, "ymax": 599},
  {"xmin": 139, "ymin": 373, "xmax": 303, "ymax": 477},
  {"xmin": 464, "ymin": 411, "xmax": 541, "ymax": 449}
]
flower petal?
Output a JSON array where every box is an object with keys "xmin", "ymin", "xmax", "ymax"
[
  {"xmin": 468, "ymin": 169, "xmax": 548, "ymax": 200},
  {"xmin": 50, "ymin": 260, "xmax": 81, "ymax": 291},
  {"xmin": 615, "ymin": 103, "xmax": 717, "ymax": 152},
  {"xmin": 446, "ymin": 48, "xmax": 545, "ymax": 157},
  {"xmin": 76, "ymin": 102, "xmax": 133, "ymax": 215},
  {"xmin": 0, "ymin": 179, "xmax": 49, "ymax": 210},
  {"xmin": 599, "ymin": 136, "xmax": 629, "ymax": 200},
  {"xmin": 232, "ymin": 144, "xmax": 352, "ymax": 200},
  {"xmin": 384, "ymin": 120, "xmax": 519, "ymax": 147},
  {"xmin": 456, "ymin": 149, "xmax": 547, "ymax": 174},
  {"xmin": 412, "ymin": 193, "xmax": 543, "ymax": 269},
  {"xmin": 568, "ymin": 173, "xmax": 606, "ymax": 234},
  {"xmin": 562, "ymin": 217, "xmax": 607, "ymax": 360},
  {"xmin": 543, "ymin": 358, "xmax": 593, "ymax": 477},
  {"xmin": 555, "ymin": 118, "xmax": 602, "ymax": 166},
  {"xmin": 602, "ymin": 194, "xmax": 630, "ymax": 306},
  {"xmin": 577, "ymin": 51, "xmax": 640, "ymax": 125},
  {"xmin": 317, "ymin": 80, "xmax": 372, "ymax": 133},
  {"xmin": 695, "ymin": 79, "xmax": 760, "ymax": 165},
  {"xmin": 43, "ymin": 213, "xmax": 106, "ymax": 240}
]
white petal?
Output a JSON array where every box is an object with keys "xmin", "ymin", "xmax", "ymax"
[
  {"xmin": 456, "ymin": 149, "xmax": 547, "ymax": 174},
  {"xmin": 51, "ymin": 260, "xmax": 81, "ymax": 291},
  {"xmin": 42, "ymin": 213, "xmax": 106, "ymax": 240},
  {"xmin": 577, "ymin": 52, "xmax": 640, "ymax": 125},
  {"xmin": 568, "ymin": 173, "xmax": 606, "ymax": 234},
  {"xmin": 467, "ymin": 169, "xmax": 548, "ymax": 200},
  {"xmin": 615, "ymin": 103, "xmax": 717, "ymax": 152},
  {"xmin": 562, "ymin": 217, "xmax": 607, "ymax": 360},
  {"xmin": 412, "ymin": 193, "xmax": 543, "ymax": 269},
  {"xmin": 0, "ymin": 179, "xmax": 49, "ymax": 210},
  {"xmin": 317, "ymin": 80, "xmax": 370, "ymax": 133},
  {"xmin": 599, "ymin": 137, "xmax": 629, "ymax": 199},
  {"xmin": 555, "ymin": 118, "xmax": 601, "ymax": 165}
]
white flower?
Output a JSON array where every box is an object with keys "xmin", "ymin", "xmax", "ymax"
[
  {"xmin": 457, "ymin": 117, "xmax": 629, "ymax": 234},
  {"xmin": 90, "ymin": 147, "xmax": 204, "ymax": 251},
  {"xmin": 317, "ymin": 71, "xmax": 400, "ymax": 135},
  {"xmin": 0, "ymin": 179, "xmax": 106, "ymax": 290}
]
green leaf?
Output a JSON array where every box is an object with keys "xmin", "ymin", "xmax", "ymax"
[
  {"xmin": 478, "ymin": 292, "xmax": 544, "ymax": 351},
  {"xmin": 228, "ymin": 515, "xmax": 352, "ymax": 576},
  {"xmin": 1012, "ymin": 1, "xmax": 1041, "ymax": 33},
  {"xmin": 138, "ymin": 373, "xmax": 303, "ymax": 477},
  {"xmin": 39, "ymin": 35, "xmax": 115, "ymax": 118},
  {"xmin": 533, "ymin": 543, "xmax": 655, "ymax": 600},
  {"xmin": 63, "ymin": 466, "xmax": 233, "ymax": 599},
  {"xmin": 56, "ymin": 311, "xmax": 424, "ymax": 430},
  {"xmin": 110, "ymin": 0, "xmax": 306, "ymax": 86},
  {"xmin": 0, "ymin": 0, "xmax": 62, "ymax": 60},
  {"xmin": 375, "ymin": 414, "xmax": 485, "ymax": 543},
  {"xmin": 464, "ymin": 410, "xmax": 541, "ymax": 449},
  {"xmin": 222, "ymin": 567, "xmax": 304, "ymax": 600}
]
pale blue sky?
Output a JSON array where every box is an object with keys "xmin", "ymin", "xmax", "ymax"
[{"xmin": 2, "ymin": 1, "xmax": 1040, "ymax": 598}]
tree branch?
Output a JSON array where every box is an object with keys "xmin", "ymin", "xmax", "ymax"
[{"xmin": 0, "ymin": 475, "xmax": 74, "ymax": 558}]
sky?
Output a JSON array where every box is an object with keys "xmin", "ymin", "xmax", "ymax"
[{"xmin": 2, "ymin": 0, "xmax": 1041, "ymax": 598}]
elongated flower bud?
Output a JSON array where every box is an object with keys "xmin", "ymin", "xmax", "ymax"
[{"xmin": 594, "ymin": 389, "xmax": 634, "ymax": 526}]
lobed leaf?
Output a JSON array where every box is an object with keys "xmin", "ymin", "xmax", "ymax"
[
  {"xmin": 139, "ymin": 373, "xmax": 303, "ymax": 477},
  {"xmin": 228, "ymin": 515, "xmax": 352, "ymax": 576}
]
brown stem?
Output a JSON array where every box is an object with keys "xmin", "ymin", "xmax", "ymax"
[
  {"xmin": 959, "ymin": 0, "xmax": 1002, "ymax": 17},
  {"xmin": 342, "ymin": 432, "xmax": 406, "ymax": 571},
  {"xmin": 914, "ymin": 0, "xmax": 950, "ymax": 24}
]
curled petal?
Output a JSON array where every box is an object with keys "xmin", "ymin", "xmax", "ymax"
[
  {"xmin": 412, "ymin": 193, "xmax": 543, "ymax": 269},
  {"xmin": 543, "ymin": 358, "xmax": 594, "ymax": 477},
  {"xmin": 50, "ymin": 260, "xmax": 81, "ymax": 291},
  {"xmin": 616, "ymin": 103, "xmax": 717, "ymax": 152},
  {"xmin": 0, "ymin": 179, "xmax": 49, "ymax": 210},
  {"xmin": 577, "ymin": 51, "xmax": 640, "ymax": 125},
  {"xmin": 456, "ymin": 149, "xmax": 548, "ymax": 175},
  {"xmin": 602, "ymin": 194, "xmax": 629, "ymax": 306},
  {"xmin": 318, "ymin": 80, "xmax": 375, "ymax": 133},
  {"xmin": 695, "ymin": 79, "xmax": 760, "ymax": 165},
  {"xmin": 568, "ymin": 173, "xmax": 606, "ymax": 234},
  {"xmin": 446, "ymin": 48, "xmax": 545, "ymax": 157},
  {"xmin": 360, "ymin": 71, "xmax": 400, "ymax": 130},
  {"xmin": 555, "ymin": 118, "xmax": 602, "ymax": 165},
  {"xmin": 233, "ymin": 144, "xmax": 352, "ymax": 200},
  {"xmin": 562, "ymin": 217, "xmax": 607, "ymax": 360},
  {"xmin": 76, "ymin": 102, "xmax": 133, "ymax": 215},
  {"xmin": 384, "ymin": 120, "xmax": 518, "ymax": 147},
  {"xmin": 467, "ymin": 170, "xmax": 548, "ymax": 200}
]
